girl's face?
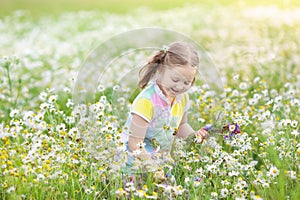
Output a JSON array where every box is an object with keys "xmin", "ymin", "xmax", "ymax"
[{"xmin": 157, "ymin": 65, "xmax": 197, "ymax": 99}]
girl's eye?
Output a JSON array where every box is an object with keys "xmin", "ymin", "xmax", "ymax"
[
  {"xmin": 172, "ymin": 79, "xmax": 179, "ymax": 82},
  {"xmin": 184, "ymin": 82, "xmax": 191, "ymax": 85}
]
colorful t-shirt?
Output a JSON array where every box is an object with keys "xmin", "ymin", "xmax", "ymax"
[{"xmin": 121, "ymin": 81, "xmax": 190, "ymax": 153}]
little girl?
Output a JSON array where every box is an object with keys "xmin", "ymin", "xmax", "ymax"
[{"xmin": 121, "ymin": 41, "xmax": 208, "ymax": 174}]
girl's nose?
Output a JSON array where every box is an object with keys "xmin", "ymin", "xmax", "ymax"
[{"xmin": 175, "ymin": 83, "xmax": 184, "ymax": 90}]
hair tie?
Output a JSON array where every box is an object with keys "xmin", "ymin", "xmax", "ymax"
[{"xmin": 162, "ymin": 45, "xmax": 169, "ymax": 54}]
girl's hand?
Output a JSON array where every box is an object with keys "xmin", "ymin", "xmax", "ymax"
[
  {"xmin": 135, "ymin": 147, "xmax": 152, "ymax": 161},
  {"xmin": 194, "ymin": 127, "xmax": 209, "ymax": 143}
]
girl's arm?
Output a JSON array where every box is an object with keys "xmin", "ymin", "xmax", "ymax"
[
  {"xmin": 176, "ymin": 111, "xmax": 208, "ymax": 139},
  {"xmin": 128, "ymin": 113, "xmax": 151, "ymax": 160}
]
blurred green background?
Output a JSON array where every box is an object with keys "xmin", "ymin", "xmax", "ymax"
[{"xmin": 1, "ymin": 0, "xmax": 300, "ymax": 18}]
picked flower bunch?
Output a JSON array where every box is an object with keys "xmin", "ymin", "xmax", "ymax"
[
  {"xmin": 194, "ymin": 111, "xmax": 242, "ymax": 144},
  {"xmin": 204, "ymin": 122, "xmax": 241, "ymax": 139}
]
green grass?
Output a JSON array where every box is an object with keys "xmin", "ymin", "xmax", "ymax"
[
  {"xmin": 1, "ymin": 0, "xmax": 300, "ymax": 18},
  {"xmin": 0, "ymin": 4, "xmax": 299, "ymax": 199}
]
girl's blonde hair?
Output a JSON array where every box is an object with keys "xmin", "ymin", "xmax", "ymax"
[{"xmin": 138, "ymin": 42, "xmax": 199, "ymax": 89}]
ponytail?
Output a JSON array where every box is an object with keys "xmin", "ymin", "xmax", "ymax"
[{"xmin": 138, "ymin": 50, "xmax": 166, "ymax": 89}]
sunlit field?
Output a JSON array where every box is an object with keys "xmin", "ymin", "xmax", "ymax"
[{"xmin": 0, "ymin": 2, "xmax": 300, "ymax": 200}]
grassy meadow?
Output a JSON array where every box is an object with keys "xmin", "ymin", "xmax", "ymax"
[{"xmin": 0, "ymin": 1, "xmax": 299, "ymax": 199}]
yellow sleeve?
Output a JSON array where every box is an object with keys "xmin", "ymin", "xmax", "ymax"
[
  {"xmin": 131, "ymin": 98, "xmax": 154, "ymax": 122},
  {"xmin": 182, "ymin": 93, "xmax": 190, "ymax": 112}
]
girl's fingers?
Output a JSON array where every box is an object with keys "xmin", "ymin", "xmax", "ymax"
[
  {"xmin": 201, "ymin": 127, "xmax": 210, "ymax": 137},
  {"xmin": 194, "ymin": 128, "xmax": 209, "ymax": 144},
  {"xmin": 196, "ymin": 128, "xmax": 209, "ymax": 139}
]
